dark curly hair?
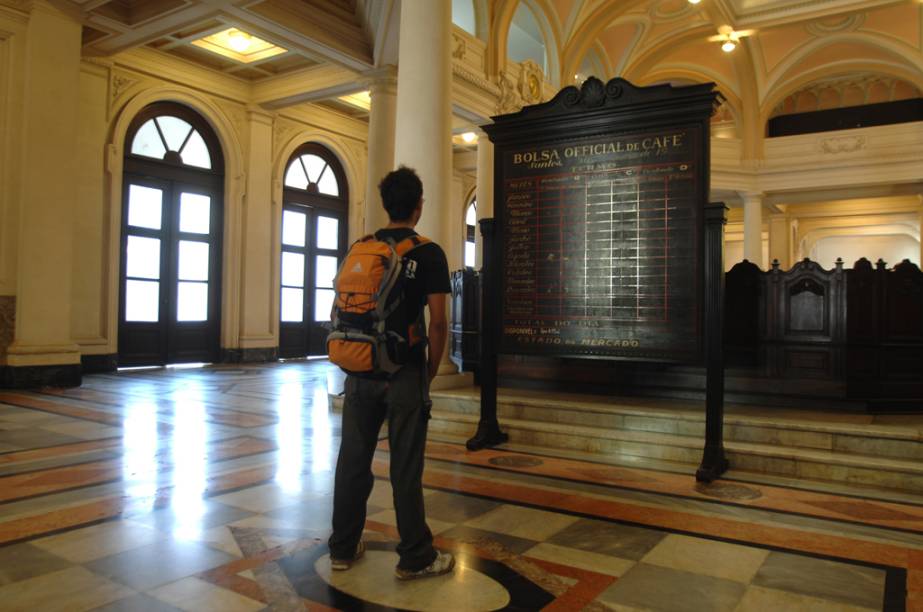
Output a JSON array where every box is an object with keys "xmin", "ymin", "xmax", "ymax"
[{"xmin": 378, "ymin": 166, "xmax": 422, "ymax": 222}]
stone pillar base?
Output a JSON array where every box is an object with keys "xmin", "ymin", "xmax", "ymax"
[
  {"xmin": 1, "ymin": 364, "xmax": 81, "ymax": 388},
  {"xmin": 81, "ymin": 353, "xmax": 118, "ymax": 374},
  {"xmin": 220, "ymin": 347, "xmax": 280, "ymax": 363}
]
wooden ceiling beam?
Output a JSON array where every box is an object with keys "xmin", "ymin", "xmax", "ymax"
[
  {"xmin": 252, "ymin": 63, "xmax": 363, "ymax": 109},
  {"xmin": 84, "ymin": 3, "xmax": 224, "ymax": 55}
]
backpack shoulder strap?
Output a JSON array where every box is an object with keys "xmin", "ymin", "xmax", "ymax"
[{"xmin": 394, "ymin": 234, "xmax": 432, "ymax": 257}]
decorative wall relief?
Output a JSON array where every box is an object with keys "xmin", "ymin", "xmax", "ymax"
[
  {"xmin": 451, "ymin": 62, "xmax": 499, "ymax": 97},
  {"xmin": 817, "ymin": 135, "xmax": 866, "ymax": 154},
  {"xmin": 110, "ymin": 72, "xmax": 139, "ymax": 111},
  {"xmin": 518, "ymin": 60, "xmax": 544, "ymax": 105},
  {"xmin": 805, "ymin": 13, "xmax": 864, "ymax": 35},
  {"xmin": 452, "ymin": 33, "xmax": 467, "ymax": 60},
  {"xmin": 0, "ymin": 295, "xmax": 14, "ymax": 359},
  {"xmin": 497, "ymin": 69, "xmax": 522, "ymax": 114},
  {"xmin": 216, "ymin": 99, "xmax": 248, "ymax": 144},
  {"xmin": 273, "ymin": 118, "xmax": 298, "ymax": 155}
]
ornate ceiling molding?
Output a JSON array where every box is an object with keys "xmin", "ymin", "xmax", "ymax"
[{"xmin": 805, "ymin": 13, "xmax": 865, "ymax": 36}]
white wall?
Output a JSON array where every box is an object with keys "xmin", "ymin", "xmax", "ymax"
[{"xmin": 811, "ymin": 234, "xmax": 920, "ymax": 269}]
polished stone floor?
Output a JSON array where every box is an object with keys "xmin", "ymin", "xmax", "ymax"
[{"xmin": 0, "ymin": 361, "xmax": 920, "ymax": 611}]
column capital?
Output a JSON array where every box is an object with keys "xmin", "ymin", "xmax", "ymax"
[
  {"xmin": 739, "ymin": 191, "xmax": 766, "ymax": 203},
  {"xmin": 245, "ymin": 106, "xmax": 275, "ymax": 124},
  {"xmin": 360, "ymin": 65, "xmax": 397, "ymax": 92}
]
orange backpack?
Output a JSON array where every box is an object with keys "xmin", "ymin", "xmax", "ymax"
[{"xmin": 327, "ymin": 234, "xmax": 431, "ymax": 378}]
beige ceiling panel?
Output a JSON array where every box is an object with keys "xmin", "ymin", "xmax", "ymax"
[
  {"xmin": 245, "ymin": 0, "xmax": 372, "ymax": 66},
  {"xmin": 93, "ymin": 0, "xmax": 190, "ymax": 27},
  {"xmin": 600, "ymin": 21, "xmax": 643, "ymax": 73},
  {"xmin": 85, "ymin": 3, "xmax": 223, "ymax": 54},
  {"xmin": 861, "ymin": 3, "xmax": 922, "ymax": 48},
  {"xmin": 652, "ymin": 39, "xmax": 739, "ymax": 87},
  {"xmin": 756, "ymin": 24, "xmax": 814, "ymax": 74},
  {"xmin": 253, "ymin": 63, "xmax": 361, "ymax": 109},
  {"xmin": 790, "ymin": 41, "xmax": 905, "ymax": 77},
  {"xmin": 728, "ymin": 0, "xmax": 904, "ymax": 28}
]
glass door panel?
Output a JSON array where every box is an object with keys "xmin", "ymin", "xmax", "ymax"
[
  {"xmin": 279, "ymin": 208, "xmax": 345, "ymax": 357},
  {"xmin": 125, "ymin": 280, "xmax": 160, "ymax": 322},
  {"xmin": 282, "ymin": 210, "xmax": 306, "ymax": 246},
  {"xmin": 281, "ymin": 288, "xmax": 304, "ymax": 323},
  {"xmin": 127, "ymin": 185, "xmax": 163, "ymax": 229},
  {"xmin": 179, "ymin": 192, "xmax": 210, "ymax": 234},
  {"xmin": 125, "ymin": 236, "xmax": 161, "ymax": 280},
  {"xmin": 120, "ymin": 179, "xmax": 222, "ymax": 366},
  {"xmin": 177, "ymin": 281, "xmax": 208, "ymax": 321},
  {"xmin": 120, "ymin": 178, "xmax": 169, "ymax": 365},
  {"xmin": 316, "ymin": 216, "xmax": 339, "ymax": 249},
  {"xmin": 177, "ymin": 241, "xmax": 209, "ymax": 280},
  {"xmin": 313, "ymin": 289, "xmax": 335, "ymax": 322}
]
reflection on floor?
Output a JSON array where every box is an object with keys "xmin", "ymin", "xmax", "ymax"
[{"xmin": 0, "ymin": 360, "xmax": 919, "ymax": 611}]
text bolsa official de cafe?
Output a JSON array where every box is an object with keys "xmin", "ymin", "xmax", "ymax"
[{"xmin": 511, "ymin": 132, "xmax": 686, "ymax": 169}]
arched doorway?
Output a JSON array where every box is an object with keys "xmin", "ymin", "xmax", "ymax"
[
  {"xmin": 464, "ymin": 197, "xmax": 477, "ymax": 269},
  {"xmin": 119, "ymin": 102, "xmax": 224, "ymax": 366},
  {"xmin": 279, "ymin": 143, "xmax": 349, "ymax": 358}
]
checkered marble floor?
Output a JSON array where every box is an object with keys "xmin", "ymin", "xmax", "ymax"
[{"xmin": 0, "ymin": 361, "xmax": 919, "ymax": 611}]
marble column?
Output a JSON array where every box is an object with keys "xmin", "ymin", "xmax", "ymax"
[
  {"xmin": 237, "ymin": 108, "xmax": 276, "ymax": 360},
  {"xmin": 363, "ymin": 67, "xmax": 397, "ymax": 234},
  {"xmin": 393, "ymin": 0, "xmax": 462, "ymax": 382},
  {"xmin": 4, "ymin": 2, "xmax": 82, "ymax": 386},
  {"xmin": 394, "ymin": 0, "xmax": 451, "ymax": 245},
  {"xmin": 768, "ymin": 213, "xmax": 791, "ymax": 270},
  {"xmin": 919, "ymin": 206, "xmax": 923, "ymax": 266},
  {"xmin": 741, "ymin": 192, "xmax": 764, "ymax": 268},
  {"xmin": 475, "ymin": 131, "xmax": 494, "ymax": 268}
]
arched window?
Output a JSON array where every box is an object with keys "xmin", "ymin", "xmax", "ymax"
[
  {"xmin": 464, "ymin": 199, "xmax": 477, "ymax": 269},
  {"xmin": 507, "ymin": 2, "xmax": 548, "ymax": 75},
  {"xmin": 130, "ymin": 114, "xmax": 213, "ymax": 169},
  {"xmin": 284, "ymin": 150, "xmax": 340, "ymax": 196},
  {"xmin": 119, "ymin": 102, "xmax": 224, "ymax": 366},
  {"xmin": 279, "ymin": 143, "xmax": 349, "ymax": 358}
]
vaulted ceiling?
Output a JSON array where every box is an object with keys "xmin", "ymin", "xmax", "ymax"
[{"xmin": 54, "ymin": 0, "xmax": 923, "ymax": 130}]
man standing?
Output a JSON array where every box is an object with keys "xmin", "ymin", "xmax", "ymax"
[{"xmin": 328, "ymin": 167, "xmax": 455, "ymax": 579}]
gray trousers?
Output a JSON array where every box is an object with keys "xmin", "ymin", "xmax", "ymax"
[{"xmin": 328, "ymin": 363, "xmax": 437, "ymax": 571}]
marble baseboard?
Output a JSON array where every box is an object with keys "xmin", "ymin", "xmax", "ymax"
[
  {"xmin": 220, "ymin": 347, "xmax": 279, "ymax": 363},
  {"xmin": 0, "ymin": 364, "xmax": 82, "ymax": 389},
  {"xmin": 0, "ymin": 295, "xmax": 13, "ymax": 360},
  {"xmin": 80, "ymin": 354, "xmax": 117, "ymax": 374}
]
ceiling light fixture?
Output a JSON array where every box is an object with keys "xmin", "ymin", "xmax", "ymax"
[
  {"xmin": 191, "ymin": 28, "xmax": 286, "ymax": 64},
  {"xmin": 688, "ymin": 0, "xmax": 702, "ymax": 4},
  {"xmin": 461, "ymin": 132, "xmax": 477, "ymax": 143},
  {"xmin": 227, "ymin": 29, "xmax": 252, "ymax": 53},
  {"xmin": 708, "ymin": 25, "xmax": 754, "ymax": 53}
]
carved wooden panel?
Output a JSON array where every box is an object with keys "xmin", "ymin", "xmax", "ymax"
[
  {"xmin": 450, "ymin": 269, "xmax": 480, "ymax": 372},
  {"xmin": 724, "ymin": 261, "xmax": 761, "ymax": 366},
  {"xmin": 884, "ymin": 260, "xmax": 923, "ymax": 340}
]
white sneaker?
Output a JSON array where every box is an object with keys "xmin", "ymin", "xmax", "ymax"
[
  {"xmin": 330, "ymin": 541, "xmax": 365, "ymax": 571},
  {"xmin": 394, "ymin": 552, "xmax": 456, "ymax": 580}
]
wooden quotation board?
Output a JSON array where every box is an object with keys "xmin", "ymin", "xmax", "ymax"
[{"xmin": 484, "ymin": 78, "xmax": 722, "ymax": 364}]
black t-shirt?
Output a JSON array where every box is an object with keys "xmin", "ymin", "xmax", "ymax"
[{"xmin": 374, "ymin": 227, "xmax": 451, "ymax": 331}]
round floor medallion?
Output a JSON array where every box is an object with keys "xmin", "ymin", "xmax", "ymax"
[
  {"xmin": 315, "ymin": 551, "xmax": 511, "ymax": 611},
  {"xmin": 488, "ymin": 455, "xmax": 544, "ymax": 468},
  {"xmin": 694, "ymin": 482, "xmax": 763, "ymax": 500}
]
